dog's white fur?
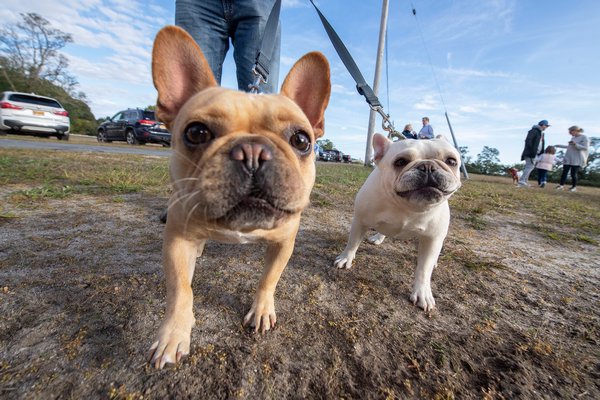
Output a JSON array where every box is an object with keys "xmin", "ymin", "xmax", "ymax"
[{"xmin": 334, "ymin": 134, "xmax": 462, "ymax": 311}]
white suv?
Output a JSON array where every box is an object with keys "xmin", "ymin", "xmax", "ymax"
[{"xmin": 0, "ymin": 91, "xmax": 70, "ymax": 140}]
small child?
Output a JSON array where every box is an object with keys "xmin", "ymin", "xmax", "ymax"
[{"xmin": 535, "ymin": 146, "xmax": 556, "ymax": 188}]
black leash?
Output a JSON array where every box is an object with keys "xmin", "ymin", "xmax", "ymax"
[
  {"xmin": 249, "ymin": 0, "xmax": 282, "ymax": 93},
  {"xmin": 309, "ymin": 0, "xmax": 402, "ymax": 139}
]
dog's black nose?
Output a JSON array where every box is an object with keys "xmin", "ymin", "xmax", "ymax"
[
  {"xmin": 230, "ymin": 142, "xmax": 273, "ymax": 173},
  {"xmin": 416, "ymin": 161, "xmax": 437, "ymax": 174}
]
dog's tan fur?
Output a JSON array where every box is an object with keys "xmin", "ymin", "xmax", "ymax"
[{"xmin": 148, "ymin": 26, "xmax": 330, "ymax": 369}]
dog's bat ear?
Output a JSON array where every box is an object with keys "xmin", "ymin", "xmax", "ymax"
[
  {"xmin": 280, "ymin": 52, "xmax": 331, "ymax": 139},
  {"xmin": 151, "ymin": 25, "xmax": 217, "ymax": 127},
  {"xmin": 372, "ymin": 133, "xmax": 392, "ymax": 164}
]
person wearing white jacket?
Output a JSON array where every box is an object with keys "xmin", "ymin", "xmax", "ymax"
[{"xmin": 555, "ymin": 126, "xmax": 589, "ymax": 192}]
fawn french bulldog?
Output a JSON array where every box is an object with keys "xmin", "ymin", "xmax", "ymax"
[
  {"xmin": 334, "ymin": 134, "xmax": 461, "ymax": 311},
  {"xmin": 148, "ymin": 26, "xmax": 330, "ymax": 368}
]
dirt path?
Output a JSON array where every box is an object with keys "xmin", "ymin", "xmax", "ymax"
[{"xmin": 1, "ymin": 185, "xmax": 599, "ymax": 399}]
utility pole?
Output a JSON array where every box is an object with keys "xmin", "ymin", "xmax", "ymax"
[{"xmin": 364, "ymin": 0, "xmax": 390, "ymax": 166}]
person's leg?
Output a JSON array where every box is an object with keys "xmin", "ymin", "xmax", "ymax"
[
  {"xmin": 559, "ymin": 165, "xmax": 570, "ymax": 186},
  {"xmin": 519, "ymin": 157, "xmax": 535, "ymax": 185},
  {"xmin": 538, "ymin": 169, "xmax": 547, "ymax": 187},
  {"xmin": 570, "ymin": 166, "xmax": 580, "ymax": 188},
  {"xmin": 175, "ymin": 0, "xmax": 229, "ymax": 84},
  {"xmin": 230, "ymin": 0, "xmax": 281, "ymax": 93}
]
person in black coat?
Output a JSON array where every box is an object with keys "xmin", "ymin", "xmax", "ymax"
[{"xmin": 518, "ymin": 120, "xmax": 550, "ymax": 186}]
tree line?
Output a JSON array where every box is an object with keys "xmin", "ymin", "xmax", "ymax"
[{"xmin": 0, "ymin": 13, "xmax": 97, "ymax": 135}]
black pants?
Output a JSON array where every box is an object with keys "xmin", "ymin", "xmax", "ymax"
[{"xmin": 559, "ymin": 164, "xmax": 580, "ymax": 187}]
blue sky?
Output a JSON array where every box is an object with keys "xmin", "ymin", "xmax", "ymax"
[{"xmin": 2, "ymin": 0, "xmax": 599, "ymax": 163}]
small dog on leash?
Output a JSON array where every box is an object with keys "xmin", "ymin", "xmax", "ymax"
[
  {"xmin": 508, "ymin": 167, "xmax": 520, "ymax": 185},
  {"xmin": 334, "ymin": 134, "xmax": 462, "ymax": 311},
  {"xmin": 148, "ymin": 26, "xmax": 330, "ymax": 368}
]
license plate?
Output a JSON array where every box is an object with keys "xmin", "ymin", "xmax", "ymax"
[
  {"xmin": 159, "ymin": 124, "xmax": 166, "ymax": 130},
  {"xmin": 33, "ymin": 110, "xmax": 44, "ymax": 116}
]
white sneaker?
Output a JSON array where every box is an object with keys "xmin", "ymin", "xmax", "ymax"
[
  {"xmin": 555, "ymin": 185, "xmax": 564, "ymax": 190},
  {"xmin": 517, "ymin": 182, "xmax": 530, "ymax": 187},
  {"xmin": 569, "ymin": 187, "xmax": 577, "ymax": 192}
]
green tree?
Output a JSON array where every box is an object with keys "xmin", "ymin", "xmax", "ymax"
[
  {"xmin": 474, "ymin": 146, "xmax": 503, "ymax": 175},
  {"xmin": 317, "ymin": 139, "xmax": 334, "ymax": 150},
  {"xmin": 0, "ymin": 13, "xmax": 76, "ymax": 93}
]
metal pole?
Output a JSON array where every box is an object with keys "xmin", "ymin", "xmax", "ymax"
[
  {"xmin": 364, "ymin": 0, "xmax": 389, "ymax": 166},
  {"xmin": 444, "ymin": 111, "xmax": 469, "ymax": 179}
]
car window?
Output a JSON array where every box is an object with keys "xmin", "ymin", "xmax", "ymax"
[
  {"xmin": 112, "ymin": 112, "xmax": 124, "ymax": 121},
  {"xmin": 142, "ymin": 111, "xmax": 156, "ymax": 121},
  {"xmin": 8, "ymin": 93, "xmax": 62, "ymax": 108}
]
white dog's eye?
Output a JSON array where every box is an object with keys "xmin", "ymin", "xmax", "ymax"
[
  {"xmin": 184, "ymin": 123, "xmax": 213, "ymax": 147},
  {"xmin": 289, "ymin": 130, "xmax": 312, "ymax": 154},
  {"xmin": 394, "ymin": 158, "xmax": 409, "ymax": 168},
  {"xmin": 445, "ymin": 157, "xmax": 458, "ymax": 167}
]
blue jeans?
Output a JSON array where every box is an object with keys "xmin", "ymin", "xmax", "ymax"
[
  {"xmin": 175, "ymin": 0, "xmax": 281, "ymax": 93},
  {"xmin": 519, "ymin": 157, "xmax": 535, "ymax": 184},
  {"xmin": 537, "ymin": 168, "xmax": 548, "ymax": 185}
]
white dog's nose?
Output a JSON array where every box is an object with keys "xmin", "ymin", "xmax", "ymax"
[{"xmin": 416, "ymin": 161, "xmax": 437, "ymax": 174}]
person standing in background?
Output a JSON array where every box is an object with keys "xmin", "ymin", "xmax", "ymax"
[
  {"xmin": 418, "ymin": 117, "xmax": 434, "ymax": 139},
  {"xmin": 518, "ymin": 120, "xmax": 550, "ymax": 187},
  {"xmin": 401, "ymin": 123, "xmax": 417, "ymax": 139},
  {"xmin": 555, "ymin": 126, "xmax": 589, "ymax": 192}
]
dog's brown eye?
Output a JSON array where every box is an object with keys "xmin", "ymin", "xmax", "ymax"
[
  {"xmin": 394, "ymin": 158, "xmax": 409, "ymax": 168},
  {"xmin": 445, "ymin": 157, "xmax": 458, "ymax": 167},
  {"xmin": 290, "ymin": 130, "xmax": 311, "ymax": 154},
  {"xmin": 184, "ymin": 123, "xmax": 213, "ymax": 147}
]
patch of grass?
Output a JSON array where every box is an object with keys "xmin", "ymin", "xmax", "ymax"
[
  {"xmin": 441, "ymin": 246, "xmax": 507, "ymax": 271},
  {"xmin": 0, "ymin": 149, "xmax": 169, "ymax": 202}
]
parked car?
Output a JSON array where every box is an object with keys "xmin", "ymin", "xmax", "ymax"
[
  {"xmin": 342, "ymin": 154, "xmax": 352, "ymax": 163},
  {"xmin": 318, "ymin": 149, "xmax": 344, "ymax": 162},
  {"xmin": 97, "ymin": 108, "xmax": 170, "ymax": 146},
  {"xmin": 0, "ymin": 91, "xmax": 70, "ymax": 140}
]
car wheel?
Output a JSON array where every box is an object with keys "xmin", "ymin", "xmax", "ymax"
[
  {"xmin": 126, "ymin": 130, "xmax": 139, "ymax": 145},
  {"xmin": 57, "ymin": 133, "xmax": 69, "ymax": 141},
  {"xmin": 97, "ymin": 130, "xmax": 106, "ymax": 142}
]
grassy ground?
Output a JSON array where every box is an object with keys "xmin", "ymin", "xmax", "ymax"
[{"xmin": 1, "ymin": 148, "xmax": 599, "ymax": 399}]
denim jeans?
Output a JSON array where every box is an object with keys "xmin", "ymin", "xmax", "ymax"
[
  {"xmin": 519, "ymin": 157, "xmax": 536, "ymax": 185},
  {"xmin": 537, "ymin": 168, "xmax": 548, "ymax": 185},
  {"xmin": 176, "ymin": 0, "xmax": 281, "ymax": 93}
]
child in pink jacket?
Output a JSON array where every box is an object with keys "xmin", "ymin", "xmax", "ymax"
[{"xmin": 535, "ymin": 146, "xmax": 556, "ymax": 188}]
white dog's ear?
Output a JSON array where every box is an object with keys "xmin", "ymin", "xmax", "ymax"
[
  {"xmin": 373, "ymin": 133, "xmax": 392, "ymax": 164},
  {"xmin": 281, "ymin": 52, "xmax": 331, "ymax": 139},
  {"xmin": 435, "ymin": 134, "xmax": 449, "ymax": 142},
  {"xmin": 151, "ymin": 26, "xmax": 217, "ymax": 127}
]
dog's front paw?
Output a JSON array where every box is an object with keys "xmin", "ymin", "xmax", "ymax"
[
  {"xmin": 333, "ymin": 252, "xmax": 355, "ymax": 269},
  {"xmin": 367, "ymin": 233, "xmax": 386, "ymax": 245},
  {"xmin": 243, "ymin": 291, "xmax": 276, "ymax": 334},
  {"xmin": 148, "ymin": 315, "xmax": 194, "ymax": 369},
  {"xmin": 410, "ymin": 283, "xmax": 436, "ymax": 312}
]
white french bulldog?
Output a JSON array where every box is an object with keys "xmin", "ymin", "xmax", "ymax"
[{"xmin": 333, "ymin": 134, "xmax": 462, "ymax": 311}]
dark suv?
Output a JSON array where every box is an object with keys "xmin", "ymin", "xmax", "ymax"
[{"xmin": 97, "ymin": 109, "xmax": 170, "ymax": 146}]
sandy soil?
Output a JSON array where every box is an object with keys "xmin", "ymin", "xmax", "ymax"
[{"xmin": 0, "ymin": 181, "xmax": 599, "ymax": 399}]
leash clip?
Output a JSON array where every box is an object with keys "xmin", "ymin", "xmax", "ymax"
[
  {"xmin": 371, "ymin": 105, "xmax": 404, "ymax": 140},
  {"xmin": 248, "ymin": 66, "xmax": 268, "ymax": 94}
]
